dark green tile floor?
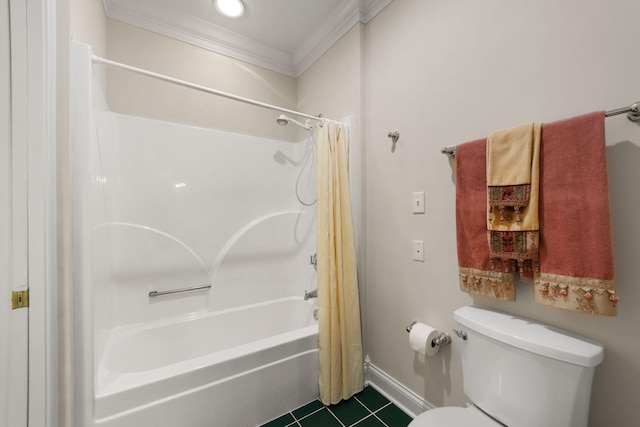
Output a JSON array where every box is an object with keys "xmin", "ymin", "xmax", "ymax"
[{"xmin": 261, "ymin": 386, "xmax": 413, "ymax": 427}]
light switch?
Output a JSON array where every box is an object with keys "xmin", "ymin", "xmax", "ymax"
[
  {"xmin": 412, "ymin": 191, "xmax": 425, "ymax": 214},
  {"xmin": 413, "ymin": 240, "xmax": 424, "ymax": 262}
]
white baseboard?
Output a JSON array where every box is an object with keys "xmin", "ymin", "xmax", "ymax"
[{"xmin": 364, "ymin": 358, "xmax": 433, "ymax": 418}]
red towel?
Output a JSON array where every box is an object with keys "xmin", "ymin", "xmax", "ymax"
[
  {"xmin": 456, "ymin": 139, "xmax": 516, "ymax": 300},
  {"xmin": 534, "ymin": 111, "xmax": 617, "ymax": 315}
]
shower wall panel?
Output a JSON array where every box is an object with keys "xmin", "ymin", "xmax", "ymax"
[{"xmin": 91, "ymin": 112, "xmax": 317, "ymax": 332}]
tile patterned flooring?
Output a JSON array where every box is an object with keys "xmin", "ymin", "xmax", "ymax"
[{"xmin": 260, "ymin": 386, "xmax": 413, "ymax": 427}]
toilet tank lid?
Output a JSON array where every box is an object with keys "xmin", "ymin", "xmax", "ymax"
[{"xmin": 454, "ymin": 306, "xmax": 604, "ymax": 367}]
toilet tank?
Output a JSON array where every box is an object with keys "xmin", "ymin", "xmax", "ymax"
[{"xmin": 454, "ymin": 306, "xmax": 604, "ymax": 427}]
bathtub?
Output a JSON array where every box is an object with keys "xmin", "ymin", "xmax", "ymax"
[{"xmin": 94, "ymin": 297, "xmax": 319, "ymax": 427}]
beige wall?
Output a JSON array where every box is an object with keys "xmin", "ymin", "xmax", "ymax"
[
  {"xmin": 364, "ymin": 0, "xmax": 640, "ymax": 426},
  {"xmin": 70, "ymin": 0, "xmax": 106, "ymax": 56},
  {"xmin": 105, "ymin": 19, "xmax": 298, "ymax": 141},
  {"xmin": 297, "ymin": 24, "xmax": 364, "ymax": 125}
]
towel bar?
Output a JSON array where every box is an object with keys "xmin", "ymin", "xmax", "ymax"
[
  {"xmin": 441, "ymin": 100, "xmax": 640, "ymax": 158},
  {"xmin": 149, "ymin": 284, "xmax": 212, "ymax": 297}
]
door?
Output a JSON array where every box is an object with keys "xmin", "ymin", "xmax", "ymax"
[{"xmin": 0, "ymin": 0, "xmax": 29, "ymax": 425}]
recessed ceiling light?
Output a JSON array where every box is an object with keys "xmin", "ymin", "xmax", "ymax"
[{"xmin": 214, "ymin": 0, "xmax": 245, "ymax": 18}]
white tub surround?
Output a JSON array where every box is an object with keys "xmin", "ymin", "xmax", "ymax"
[
  {"xmin": 72, "ymin": 42, "xmax": 320, "ymax": 427},
  {"xmin": 95, "ymin": 298, "xmax": 318, "ymax": 426}
]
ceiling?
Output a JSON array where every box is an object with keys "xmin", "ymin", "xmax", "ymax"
[{"xmin": 103, "ymin": 0, "xmax": 393, "ymax": 78}]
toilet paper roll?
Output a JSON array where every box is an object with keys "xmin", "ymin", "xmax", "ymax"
[{"xmin": 409, "ymin": 322, "xmax": 440, "ymax": 356}]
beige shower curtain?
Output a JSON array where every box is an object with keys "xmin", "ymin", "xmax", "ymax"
[{"xmin": 315, "ymin": 119, "xmax": 364, "ymax": 405}]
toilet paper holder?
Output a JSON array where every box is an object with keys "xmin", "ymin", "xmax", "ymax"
[{"xmin": 405, "ymin": 321, "xmax": 452, "ymax": 347}]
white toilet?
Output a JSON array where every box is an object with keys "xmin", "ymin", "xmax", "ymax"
[{"xmin": 409, "ymin": 306, "xmax": 604, "ymax": 427}]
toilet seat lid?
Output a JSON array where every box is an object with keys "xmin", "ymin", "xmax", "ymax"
[{"xmin": 409, "ymin": 407, "xmax": 500, "ymax": 427}]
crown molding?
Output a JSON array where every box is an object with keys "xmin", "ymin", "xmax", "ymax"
[
  {"xmin": 103, "ymin": 0, "xmax": 294, "ymax": 76},
  {"xmin": 103, "ymin": 0, "xmax": 393, "ymax": 78},
  {"xmin": 360, "ymin": 0, "xmax": 393, "ymax": 23},
  {"xmin": 292, "ymin": 0, "xmax": 362, "ymax": 77}
]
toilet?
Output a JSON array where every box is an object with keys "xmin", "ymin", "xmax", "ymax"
[{"xmin": 409, "ymin": 306, "xmax": 604, "ymax": 427}]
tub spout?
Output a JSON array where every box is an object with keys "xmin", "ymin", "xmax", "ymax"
[{"xmin": 304, "ymin": 289, "xmax": 317, "ymax": 300}]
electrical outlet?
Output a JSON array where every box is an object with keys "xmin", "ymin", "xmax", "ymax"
[
  {"xmin": 412, "ymin": 191, "xmax": 425, "ymax": 214},
  {"xmin": 413, "ymin": 240, "xmax": 424, "ymax": 262}
]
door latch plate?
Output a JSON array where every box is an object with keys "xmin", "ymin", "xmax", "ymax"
[{"xmin": 11, "ymin": 290, "xmax": 29, "ymax": 309}]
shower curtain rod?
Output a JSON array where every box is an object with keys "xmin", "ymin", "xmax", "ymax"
[
  {"xmin": 91, "ymin": 55, "xmax": 330, "ymax": 124},
  {"xmin": 440, "ymin": 101, "xmax": 640, "ymax": 158}
]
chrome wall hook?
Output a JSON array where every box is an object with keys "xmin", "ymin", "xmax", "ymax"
[{"xmin": 388, "ymin": 131, "xmax": 400, "ymax": 152}]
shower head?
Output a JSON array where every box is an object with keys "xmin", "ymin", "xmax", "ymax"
[
  {"xmin": 276, "ymin": 114, "xmax": 289, "ymax": 126},
  {"xmin": 276, "ymin": 114, "xmax": 312, "ymax": 131}
]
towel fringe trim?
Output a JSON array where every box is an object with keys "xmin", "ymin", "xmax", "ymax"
[
  {"xmin": 535, "ymin": 272, "xmax": 615, "ymax": 294},
  {"xmin": 459, "ymin": 267, "xmax": 516, "ymax": 301},
  {"xmin": 533, "ymin": 273, "xmax": 618, "ymax": 316}
]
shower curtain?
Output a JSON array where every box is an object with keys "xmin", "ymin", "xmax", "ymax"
[{"xmin": 315, "ymin": 119, "xmax": 364, "ymax": 405}]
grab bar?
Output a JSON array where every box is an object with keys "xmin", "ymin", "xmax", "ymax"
[{"xmin": 148, "ymin": 284, "xmax": 212, "ymax": 297}]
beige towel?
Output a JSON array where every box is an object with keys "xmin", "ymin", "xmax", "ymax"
[
  {"xmin": 486, "ymin": 123, "xmax": 541, "ymax": 230},
  {"xmin": 486, "ymin": 123, "xmax": 541, "ymax": 280}
]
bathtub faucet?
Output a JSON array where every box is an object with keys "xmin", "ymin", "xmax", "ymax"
[{"xmin": 304, "ymin": 289, "xmax": 318, "ymax": 300}]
